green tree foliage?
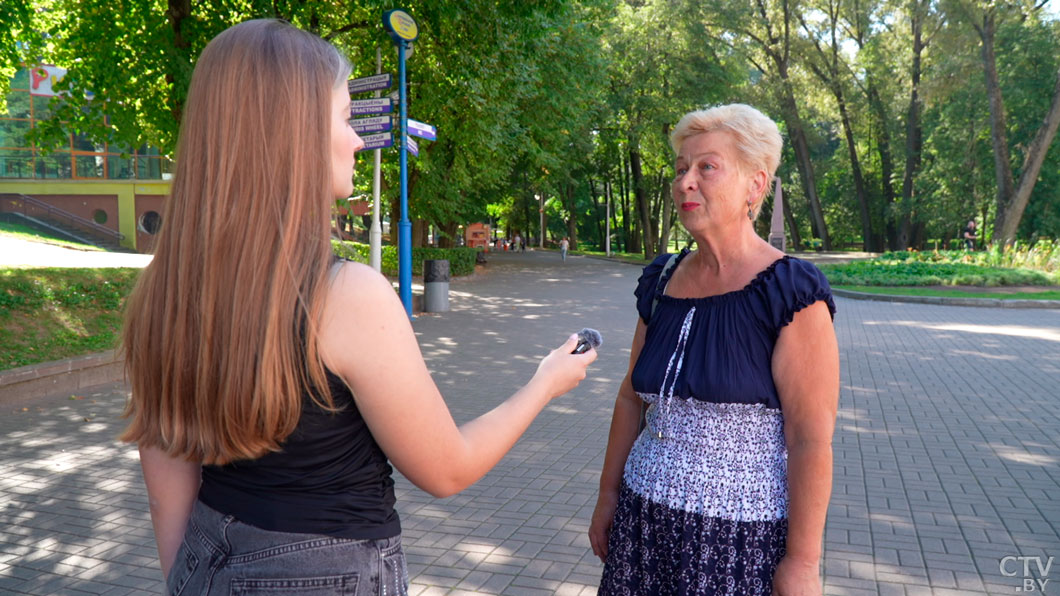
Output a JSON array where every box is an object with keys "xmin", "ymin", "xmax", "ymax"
[{"xmin": 4, "ymin": 0, "xmax": 1060, "ymax": 250}]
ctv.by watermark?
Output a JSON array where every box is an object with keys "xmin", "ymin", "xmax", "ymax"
[{"xmin": 1001, "ymin": 555, "xmax": 1054, "ymax": 593}]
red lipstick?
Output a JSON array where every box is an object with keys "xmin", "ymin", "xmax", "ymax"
[{"xmin": 681, "ymin": 202, "xmax": 698, "ymax": 211}]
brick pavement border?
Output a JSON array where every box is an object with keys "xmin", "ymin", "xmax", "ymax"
[
  {"xmin": 831, "ymin": 288, "xmax": 1060, "ymax": 309},
  {"xmin": 0, "ymin": 350, "xmax": 121, "ymax": 406}
]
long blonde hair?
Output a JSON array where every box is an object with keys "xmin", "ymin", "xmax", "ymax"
[{"xmin": 121, "ymin": 20, "xmax": 352, "ymax": 465}]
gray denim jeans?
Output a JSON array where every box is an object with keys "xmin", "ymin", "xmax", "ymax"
[{"xmin": 166, "ymin": 500, "xmax": 408, "ymax": 596}]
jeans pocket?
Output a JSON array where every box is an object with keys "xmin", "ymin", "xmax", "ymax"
[
  {"xmin": 165, "ymin": 539, "xmax": 200, "ymax": 596},
  {"xmin": 380, "ymin": 537, "xmax": 408, "ymax": 596},
  {"xmin": 229, "ymin": 574, "xmax": 360, "ymax": 595}
]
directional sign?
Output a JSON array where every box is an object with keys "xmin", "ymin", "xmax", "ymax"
[
  {"xmin": 348, "ymin": 73, "xmax": 392, "ymax": 94},
  {"xmin": 407, "ymin": 119, "xmax": 436, "ymax": 141},
  {"xmin": 350, "ymin": 98, "xmax": 393, "ymax": 116},
  {"xmin": 350, "ymin": 115, "xmax": 392, "ymax": 134},
  {"xmin": 406, "ymin": 135, "xmax": 419, "ymax": 157},
  {"xmin": 358, "ymin": 132, "xmax": 393, "ymax": 151}
]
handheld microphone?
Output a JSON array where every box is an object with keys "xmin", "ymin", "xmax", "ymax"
[{"xmin": 572, "ymin": 328, "xmax": 602, "ymax": 354}]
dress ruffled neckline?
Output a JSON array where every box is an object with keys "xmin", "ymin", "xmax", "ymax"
[{"xmin": 656, "ymin": 249, "xmax": 793, "ymax": 304}]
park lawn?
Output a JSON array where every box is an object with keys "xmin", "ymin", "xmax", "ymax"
[
  {"xmin": 567, "ymin": 248, "xmax": 651, "ymax": 266},
  {"xmin": 832, "ymin": 285, "xmax": 1060, "ymax": 301},
  {"xmin": 0, "ymin": 221, "xmax": 104, "ymax": 251},
  {"xmin": 0, "ymin": 267, "xmax": 141, "ymax": 369}
]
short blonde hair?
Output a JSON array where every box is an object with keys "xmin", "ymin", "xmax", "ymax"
[{"xmin": 670, "ymin": 104, "xmax": 782, "ymax": 217}]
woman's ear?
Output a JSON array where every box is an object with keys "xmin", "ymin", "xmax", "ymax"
[{"xmin": 749, "ymin": 169, "xmax": 769, "ymax": 202}]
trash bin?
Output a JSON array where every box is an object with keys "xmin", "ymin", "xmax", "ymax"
[{"xmin": 423, "ymin": 259, "xmax": 449, "ymax": 312}]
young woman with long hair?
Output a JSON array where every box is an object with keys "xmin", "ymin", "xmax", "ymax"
[{"xmin": 121, "ymin": 19, "xmax": 595, "ymax": 595}]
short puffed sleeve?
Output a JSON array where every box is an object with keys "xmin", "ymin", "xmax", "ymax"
[
  {"xmin": 633, "ymin": 253, "xmax": 676, "ymax": 324},
  {"xmin": 761, "ymin": 257, "xmax": 837, "ymax": 334}
]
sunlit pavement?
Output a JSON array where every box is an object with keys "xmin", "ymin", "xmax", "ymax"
[
  {"xmin": 0, "ymin": 236, "xmax": 153, "ymax": 268},
  {"xmin": 1, "ymin": 249, "xmax": 1058, "ymax": 595}
]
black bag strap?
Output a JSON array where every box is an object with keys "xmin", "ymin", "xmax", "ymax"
[{"xmin": 650, "ymin": 252, "xmax": 682, "ymax": 322}]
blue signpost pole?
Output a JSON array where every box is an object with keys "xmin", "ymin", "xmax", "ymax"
[
  {"xmin": 383, "ymin": 8, "xmax": 418, "ymax": 317},
  {"xmin": 397, "ymin": 38, "xmax": 412, "ymax": 317}
]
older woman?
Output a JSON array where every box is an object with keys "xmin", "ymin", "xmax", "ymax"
[{"xmin": 589, "ymin": 104, "xmax": 839, "ymax": 595}]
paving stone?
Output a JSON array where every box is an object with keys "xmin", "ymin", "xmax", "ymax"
[{"xmin": 3, "ymin": 252, "xmax": 1060, "ymax": 595}]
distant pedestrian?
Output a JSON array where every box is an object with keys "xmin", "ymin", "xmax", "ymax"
[
  {"xmin": 514, "ymin": 233, "xmax": 523, "ymax": 252},
  {"xmin": 560, "ymin": 237, "xmax": 570, "ymax": 261},
  {"xmin": 962, "ymin": 219, "xmax": 977, "ymax": 250}
]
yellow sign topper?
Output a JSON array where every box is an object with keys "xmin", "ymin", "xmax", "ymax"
[{"xmin": 384, "ymin": 9, "xmax": 418, "ymax": 43}]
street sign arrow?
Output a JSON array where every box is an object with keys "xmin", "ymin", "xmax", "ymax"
[
  {"xmin": 407, "ymin": 118, "xmax": 436, "ymax": 141},
  {"xmin": 350, "ymin": 115, "xmax": 392, "ymax": 134},
  {"xmin": 405, "ymin": 135, "xmax": 419, "ymax": 157},
  {"xmin": 350, "ymin": 98, "xmax": 393, "ymax": 116},
  {"xmin": 347, "ymin": 73, "xmax": 392, "ymax": 94},
  {"xmin": 358, "ymin": 132, "xmax": 393, "ymax": 151}
]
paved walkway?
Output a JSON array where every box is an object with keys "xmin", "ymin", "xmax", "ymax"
[
  {"xmin": 0, "ymin": 236, "xmax": 152, "ymax": 268},
  {"xmin": 1, "ymin": 250, "xmax": 1058, "ymax": 595}
]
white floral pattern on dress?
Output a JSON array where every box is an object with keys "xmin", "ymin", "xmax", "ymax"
[{"xmin": 625, "ymin": 396, "xmax": 788, "ymax": 522}]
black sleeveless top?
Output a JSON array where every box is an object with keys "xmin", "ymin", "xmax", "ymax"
[{"xmin": 198, "ymin": 369, "xmax": 400, "ymax": 539}]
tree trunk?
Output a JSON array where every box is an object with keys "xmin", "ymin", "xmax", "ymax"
[
  {"xmin": 657, "ymin": 172, "xmax": 675, "ymax": 255},
  {"xmin": 867, "ymin": 82, "xmax": 898, "ymax": 250},
  {"xmin": 438, "ymin": 221, "xmax": 458, "ymax": 249},
  {"xmin": 165, "ymin": 0, "xmax": 192, "ymax": 124},
  {"xmin": 629, "ymin": 140, "xmax": 656, "ymax": 260},
  {"xmin": 803, "ymin": 2, "xmax": 874, "ymax": 251},
  {"xmin": 777, "ymin": 77, "xmax": 831, "ymax": 250},
  {"xmin": 782, "ymin": 183, "xmax": 801, "ymax": 250},
  {"xmin": 899, "ymin": 5, "xmax": 926, "ymax": 250},
  {"xmin": 836, "ymin": 91, "xmax": 873, "ymax": 251},
  {"xmin": 588, "ymin": 176, "xmax": 605, "ymax": 249},
  {"xmin": 565, "ymin": 182, "xmax": 579, "ymax": 249},
  {"xmin": 621, "ymin": 152, "xmax": 635, "ymax": 254},
  {"xmin": 996, "ymin": 67, "xmax": 1060, "ymax": 245},
  {"xmin": 978, "ymin": 8, "xmax": 1060, "ymax": 246}
]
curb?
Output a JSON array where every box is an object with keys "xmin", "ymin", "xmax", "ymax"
[
  {"xmin": 0, "ymin": 350, "xmax": 123, "ymax": 406},
  {"xmin": 832, "ymin": 288, "xmax": 1060, "ymax": 309}
]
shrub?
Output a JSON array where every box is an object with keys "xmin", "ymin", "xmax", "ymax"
[
  {"xmin": 331, "ymin": 240, "xmax": 479, "ymax": 277},
  {"xmin": 819, "ymin": 248, "xmax": 1058, "ymax": 287}
]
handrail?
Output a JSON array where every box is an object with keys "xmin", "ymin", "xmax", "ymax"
[{"xmin": 0, "ymin": 193, "xmax": 124, "ymax": 243}]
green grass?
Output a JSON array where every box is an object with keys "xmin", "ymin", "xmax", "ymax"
[
  {"xmin": 0, "ymin": 267, "xmax": 141, "ymax": 369},
  {"xmin": 818, "ymin": 251, "xmax": 1059, "ymax": 287},
  {"xmin": 567, "ymin": 248, "xmax": 651, "ymax": 265},
  {"xmin": 833, "ymin": 285, "xmax": 1060, "ymax": 301},
  {"xmin": 0, "ymin": 221, "xmax": 104, "ymax": 251}
]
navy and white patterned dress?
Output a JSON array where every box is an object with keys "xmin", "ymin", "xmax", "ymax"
[{"xmin": 599, "ymin": 249, "xmax": 836, "ymax": 596}]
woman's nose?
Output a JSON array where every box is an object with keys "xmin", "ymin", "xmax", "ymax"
[{"xmin": 675, "ymin": 170, "xmax": 696, "ymax": 192}]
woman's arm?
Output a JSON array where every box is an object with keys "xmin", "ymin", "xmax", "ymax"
[
  {"xmin": 771, "ymin": 300, "xmax": 839, "ymax": 595},
  {"xmin": 138, "ymin": 446, "xmax": 201, "ymax": 579},
  {"xmin": 317, "ymin": 262, "xmax": 596, "ymax": 498},
  {"xmin": 588, "ymin": 318, "xmax": 647, "ymax": 562}
]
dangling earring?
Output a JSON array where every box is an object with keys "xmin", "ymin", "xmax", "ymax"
[{"xmin": 747, "ymin": 201, "xmax": 754, "ymax": 220}]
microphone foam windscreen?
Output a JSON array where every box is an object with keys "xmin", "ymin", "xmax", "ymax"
[{"xmin": 577, "ymin": 327, "xmax": 603, "ymax": 350}]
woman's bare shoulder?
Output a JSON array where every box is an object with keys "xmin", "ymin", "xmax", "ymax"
[
  {"xmin": 328, "ymin": 261, "xmax": 394, "ymax": 301},
  {"xmin": 320, "ymin": 261, "xmax": 404, "ymax": 334}
]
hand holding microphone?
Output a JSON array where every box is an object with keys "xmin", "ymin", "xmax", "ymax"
[{"xmin": 534, "ymin": 329, "xmax": 600, "ymax": 399}]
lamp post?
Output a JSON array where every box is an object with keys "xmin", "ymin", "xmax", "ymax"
[
  {"xmin": 370, "ymin": 47, "xmax": 383, "ymax": 272},
  {"xmin": 383, "ymin": 9, "xmax": 418, "ymax": 317},
  {"xmin": 538, "ymin": 194, "xmax": 544, "ymax": 248}
]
